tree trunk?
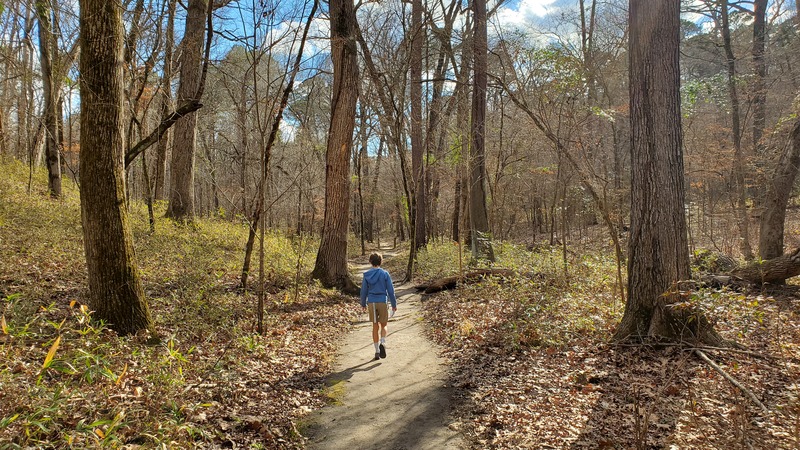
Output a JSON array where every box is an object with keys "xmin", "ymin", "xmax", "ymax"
[
  {"xmin": 733, "ymin": 247, "xmax": 800, "ymax": 284},
  {"xmin": 614, "ymin": 0, "xmax": 721, "ymax": 345},
  {"xmin": 469, "ymin": 0, "xmax": 495, "ymax": 262},
  {"xmin": 410, "ymin": 0, "xmax": 426, "ymax": 252},
  {"xmin": 166, "ymin": 0, "xmax": 208, "ymax": 221},
  {"xmin": 417, "ymin": 269, "xmax": 516, "ymax": 294},
  {"xmin": 365, "ymin": 137, "xmax": 383, "ymax": 243},
  {"xmin": 357, "ymin": 111, "xmax": 367, "ymax": 255},
  {"xmin": 79, "ymin": 0, "xmax": 153, "ymax": 335},
  {"xmin": 451, "ymin": 175, "xmax": 462, "ymax": 242},
  {"xmin": 452, "ymin": 33, "xmax": 471, "ymax": 244},
  {"xmin": 720, "ymin": 1, "xmax": 754, "ymax": 260},
  {"xmin": 18, "ymin": 5, "xmax": 34, "ymax": 163},
  {"xmin": 796, "ymin": 0, "xmax": 799, "ymax": 28},
  {"xmin": 36, "ymin": 1, "xmax": 62, "ymax": 198},
  {"xmin": 751, "ymin": 0, "xmax": 768, "ymax": 155},
  {"xmin": 759, "ymin": 119, "xmax": 800, "ymax": 259},
  {"xmin": 311, "ymin": 0, "xmax": 359, "ymax": 294},
  {"xmin": 154, "ymin": 0, "xmax": 178, "ymax": 201}
]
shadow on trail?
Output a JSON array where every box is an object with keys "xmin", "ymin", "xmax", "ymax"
[
  {"xmin": 327, "ymin": 359, "xmax": 381, "ymax": 384},
  {"xmin": 379, "ymin": 383, "xmax": 463, "ymax": 450}
]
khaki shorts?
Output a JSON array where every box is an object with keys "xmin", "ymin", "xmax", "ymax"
[{"xmin": 367, "ymin": 302, "xmax": 389, "ymax": 323}]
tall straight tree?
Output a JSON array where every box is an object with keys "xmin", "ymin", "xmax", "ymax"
[
  {"xmin": 154, "ymin": 0, "xmax": 178, "ymax": 201},
  {"xmin": 469, "ymin": 0, "xmax": 494, "ymax": 261},
  {"xmin": 406, "ymin": 0, "xmax": 425, "ymax": 278},
  {"xmin": 36, "ymin": 0, "xmax": 62, "ymax": 198},
  {"xmin": 166, "ymin": 0, "xmax": 208, "ymax": 221},
  {"xmin": 751, "ymin": 0, "xmax": 768, "ymax": 156},
  {"xmin": 410, "ymin": 0, "xmax": 426, "ymax": 250},
  {"xmin": 311, "ymin": 0, "xmax": 359, "ymax": 293},
  {"xmin": 79, "ymin": 0, "xmax": 153, "ymax": 335},
  {"xmin": 719, "ymin": 0, "xmax": 753, "ymax": 260},
  {"xmin": 614, "ymin": 0, "xmax": 720, "ymax": 344}
]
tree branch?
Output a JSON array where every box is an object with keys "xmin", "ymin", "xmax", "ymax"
[
  {"xmin": 695, "ymin": 349, "xmax": 769, "ymax": 415},
  {"xmin": 124, "ymin": 100, "xmax": 202, "ymax": 168}
]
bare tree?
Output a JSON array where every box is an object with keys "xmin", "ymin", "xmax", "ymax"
[
  {"xmin": 155, "ymin": 0, "xmax": 178, "ymax": 201},
  {"xmin": 410, "ymin": 0, "xmax": 426, "ymax": 255},
  {"xmin": 614, "ymin": 0, "xmax": 721, "ymax": 345},
  {"xmin": 79, "ymin": 0, "xmax": 153, "ymax": 335},
  {"xmin": 751, "ymin": 0, "xmax": 768, "ymax": 156},
  {"xmin": 36, "ymin": 0, "xmax": 62, "ymax": 198},
  {"xmin": 469, "ymin": 0, "xmax": 495, "ymax": 261},
  {"xmin": 166, "ymin": 0, "xmax": 209, "ymax": 221},
  {"xmin": 311, "ymin": 0, "xmax": 359, "ymax": 293},
  {"xmin": 719, "ymin": 0, "xmax": 753, "ymax": 260}
]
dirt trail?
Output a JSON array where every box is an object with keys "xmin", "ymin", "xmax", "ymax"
[{"xmin": 304, "ymin": 259, "xmax": 463, "ymax": 450}]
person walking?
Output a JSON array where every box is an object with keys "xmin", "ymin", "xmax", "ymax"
[{"xmin": 359, "ymin": 253, "xmax": 397, "ymax": 360}]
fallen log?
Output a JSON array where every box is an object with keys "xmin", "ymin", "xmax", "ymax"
[
  {"xmin": 415, "ymin": 269, "xmax": 516, "ymax": 294},
  {"xmin": 730, "ymin": 247, "xmax": 800, "ymax": 284}
]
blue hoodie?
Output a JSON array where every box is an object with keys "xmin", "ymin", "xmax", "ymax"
[{"xmin": 360, "ymin": 267, "xmax": 396, "ymax": 308}]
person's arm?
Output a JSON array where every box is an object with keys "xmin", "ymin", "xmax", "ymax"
[
  {"xmin": 360, "ymin": 277, "xmax": 368, "ymax": 308},
  {"xmin": 386, "ymin": 272, "xmax": 396, "ymax": 309}
]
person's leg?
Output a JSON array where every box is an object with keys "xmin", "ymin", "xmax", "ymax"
[
  {"xmin": 369, "ymin": 303, "xmax": 380, "ymax": 359},
  {"xmin": 372, "ymin": 322, "xmax": 380, "ymax": 343},
  {"xmin": 380, "ymin": 321, "xmax": 388, "ymax": 340},
  {"xmin": 375, "ymin": 303, "xmax": 389, "ymax": 358}
]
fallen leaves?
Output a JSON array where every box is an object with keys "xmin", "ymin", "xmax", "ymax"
[{"xmin": 420, "ymin": 268, "xmax": 800, "ymax": 449}]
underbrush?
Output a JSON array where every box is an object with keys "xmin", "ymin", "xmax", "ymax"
[
  {"xmin": 0, "ymin": 161, "xmax": 360, "ymax": 448},
  {"xmin": 419, "ymin": 241, "xmax": 621, "ymax": 351},
  {"xmin": 419, "ymin": 240, "xmax": 800, "ymax": 448}
]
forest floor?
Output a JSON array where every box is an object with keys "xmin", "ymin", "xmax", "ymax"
[
  {"xmin": 2, "ymin": 160, "xmax": 800, "ymax": 448},
  {"xmin": 413, "ymin": 264, "xmax": 800, "ymax": 449},
  {"xmin": 303, "ymin": 252, "xmax": 462, "ymax": 449}
]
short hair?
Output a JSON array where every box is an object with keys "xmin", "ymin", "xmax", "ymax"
[{"xmin": 369, "ymin": 253, "xmax": 383, "ymax": 266}]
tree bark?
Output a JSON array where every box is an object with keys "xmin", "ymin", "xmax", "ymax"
[
  {"xmin": 732, "ymin": 247, "xmax": 800, "ymax": 284},
  {"xmin": 410, "ymin": 0, "xmax": 426, "ymax": 252},
  {"xmin": 18, "ymin": 5, "xmax": 34, "ymax": 164},
  {"xmin": 79, "ymin": 0, "xmax": 153, "ymax": 335},
  {"xmin": 311, "ymin": 0, "xmax": 359, "ymax": 294},
  {"xmin": 365, "ymin": 137, "xmax": 383, "ymax": 243},
  {"xmin": 469, "ymin": 0, "xmax": 495, "ymax": 261},
  {"xmin": 759, "ymin": 119, "xmax": 800, "ymax": 259},
  {"xmin": 166, "ymin": 0, "xmax": 208, "ymax": 221},
  {"xmin": 614, "ymin": 0, "xmax": 720, "ymax": 345},
  {"xmin": 36, "ymin": 1, "xmax": 62, "ymax": 198},
  {"xmin": 720, "ymin": 0, "xmax": 753, "ymax": 260},
  {"xmin": 751, "ymin": 0, "xmax": 768, "ymax": 155},
  {"xmin": 357, "ymin": 111, "xmax": 367, "ymax": 255},
  {"xmin": 452, "ymin": 23, "xmax": 472, "ymax": 243},
  {"xmin": 155, "ymin": 0, "xmax": 178, "ymax": 201}
]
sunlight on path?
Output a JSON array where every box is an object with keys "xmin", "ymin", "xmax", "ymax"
[{"xmin": 304, "ymin": 258, "xmax": 463, "ymax": 449}]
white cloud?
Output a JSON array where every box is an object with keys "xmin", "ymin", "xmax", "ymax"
[{"xmin": 495, "ymin": 0, "xmax": 559, "ymax": 27}]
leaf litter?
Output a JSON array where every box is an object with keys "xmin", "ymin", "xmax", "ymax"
[{"xmin": 419, "ymin": 271, "xmax": 800, "ymax": 449}]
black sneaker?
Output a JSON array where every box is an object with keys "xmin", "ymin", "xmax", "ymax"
[
  {"xmin": 379, "ymin": 343, "xmax": 386, "ymax": 359},
  {"xmin": 374, "ymin": 352, "xmax": 380, "ymax": 360}
]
